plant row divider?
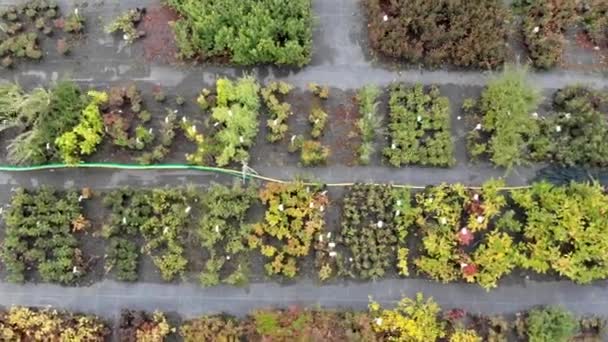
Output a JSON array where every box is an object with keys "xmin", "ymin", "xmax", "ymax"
[{"xmin": 0, "ymin": 162, "xmax": 533, "ymax": 191}]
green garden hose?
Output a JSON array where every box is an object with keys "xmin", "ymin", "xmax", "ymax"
[{"xmin": 0, "ymin": 162, "xmax": 532, "ymax": 190}]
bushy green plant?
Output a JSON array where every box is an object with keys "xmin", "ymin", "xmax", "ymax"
[
  {"xmin": 300, "ymin": 140, "xmax": 330, "ymax": 166},
  {"xmin": 105, "ymin": 8, "xmax": 145, "ymax": 44},
  {"xmin": 339, "ymin": 184, "xmax": 414, "ymax": 279},
  {"xmin": 103, "ymin": 188, "xmax": 196, "ymax": 281},
  {"xmin": 181, "ymin": 118, "xmax": 207, "ymax": 165},
  {"xmin": 356, "ymin": 85, "xmax": 381, "ymax": 165},
  {"xmin": 249, "ymin": 182, "xmax": 328, "ymax": 279},
  {"xmin": 369, "ymin": 293, "xmax": 446, "ymax": 342},
  {"xmin": 466, "ymin": 68, "xmax": 541, "ymax": 168},
  {"xmin": 208, "ymin": 76, "xmax": 261, "ymax": 166},
  {"xmin": 384, "ymin": 84, "xmax": 454, "ymax": 167},
  {"xmin": 530, "ymin": 86, "xmax": 608, "ymax": 166},
  {"xmin": 165, "ymin": 0, "xmax": 312, "ymax": 66},
  {"xmin": 136, "ymin": 109, "xmax": 178, "ymax": 165},
  {"xmin": 56, "ymin": 91, "xmax": 107, "ymax": 164},
  {"xmin": 262, "ymin": 81, "xmax": 294, "ymax": 142},
  {"xmin": 198, "ymin": 183, "xmax": 257, "ymax": 287},
  {"xmin": 365, "ymin": 0, "xmax": 510, "ymax": 69},
  {"xmin": 2, "ymin": 187, "xmax": 86, "ymax": 284},
  {"xmin": 309, "ymin": 107, "xmax": 328, "ymax": 139},
  {"xmin": 414, "ymin": 180, "xmax": 519, "ymax": 289},
  {"xmin": 521, "ymin": 0, "xmax": 577, "ymax": 69},
  {"xmin": 512, "ymin": 181, "xmax": 608, "ymax": 283},
  {"xmin": 525, "ymin": 307, "xmax": 577, "ymax": 342}
]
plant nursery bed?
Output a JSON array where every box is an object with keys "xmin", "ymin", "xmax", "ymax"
[
  {"xmin": 0, "ymin": 294, "xmax": 605, "ymax": 341},
  {"xmin": 0, "ymin": 178, "xmax": 606, "ymax": 292}
]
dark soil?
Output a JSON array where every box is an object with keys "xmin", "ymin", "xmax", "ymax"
[{"xmin": 141, "ymin": 6, "xmax": 179, "ymax": 64}]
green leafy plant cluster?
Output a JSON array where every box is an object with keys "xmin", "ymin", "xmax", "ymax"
[
  {"xmin": 364, "ymin": 0, "xmax": 510, "ymax": 69},
  {"xmin": 466, "ymin": 68, "xmax": 541, "ymax": 168},
  {"xmin": 208, "ymin": 76, "xmax": 261, "ymax": 166},
  {"xmin": 413, "ymin": 180, "xmax": 520, "ymax": 290},
  {"xmin": 2, "ymin": 187, "xmax": 88, "ymax": 284},
  {"xmin": 102, "ymin": 188, "xmax": 196, "ymax": 281},
  {"xmin": 164, "ymin": 0, "xmax": 312, "ymax": 66},
  {"xmin": 309, "ymin": 107, "xmax": 328, "ymax": 139},
  {"xmin": 0, "ymin": 81, "xmax": 87, "ymax": 165},
  {"xmin": 249, "ymin": 182, "xmax": 329, "ymax": 279},
  {"xmin": 521, "ymin": 0, "xmax": 578, "ymax": 69},
  {"xmin": 384, "ymin": 84, "xmax": 454, "ymax": 167},
  {"xmin": 262, "ymin": 81, "xmax": 294, "ymax": 142},
  {"xmin": 288, "ymin": 83, "xmax": 331, "ymax": 166},
  {"xmin": 55, "ymin": 90, "xmax": 108, "ymax": 164},
  {"xmin": 513, "ymin": 181, "xmax": 608, "ymax": 284},
  {"xmin": 369, "ymin": 293, "xmax": 447, "ymax": 342},
  {"xmin": 356, "ymin": 85, "xmax": 381, "ymax": 165},
  {"xmin": 136, "ymin": 108, "xmax": 178, "ymax": 165},
  {"xmin": 338, "ymin": 184, "xmax": 414, "ymax": 280},
  {"xmin": 0, "ymin": 0, "xmax": 85, "ymax": 67},
  {"xmin": 530, "ymin": 86, "xmax": 608, "ymax": 167},
  {"xmin": 105, "ymin": 8, "xmax": 145, "ymax": 44},
  {"xmin": 0, "ymin": 307, "xmax": 108, "ymax": 341},
  {"xmin": 198, "ymin": 183, "xmax": 257, "ymax": 287},
  {"xmin": 517, "ymin": 307, "xmax": 578, "ymax": 342}
]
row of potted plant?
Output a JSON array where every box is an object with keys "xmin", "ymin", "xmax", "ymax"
[
  {"xmin": 3, "ymin": 179, "xmax": 607, "ymax": 289},
  {"xmin": 2, "ymin": 71, "xmax": 606, "ymax": 168},
  {"xmin": 1, "ymin": 294, "xmax": 603, "ymax": 342}
]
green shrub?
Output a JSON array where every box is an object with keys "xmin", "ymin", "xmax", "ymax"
[
  {"xmin": 466, "ymin": 68, "xmax": 541, "ymax": 168},
  {"xmin": 103, "ymin": 188, "xmax": 196, "ymax": 281},
  {"xmin": 56, "ymin": 91, "xmax": 107, "ymax": 164},
  {"xmin": 369, "ymin": 293, "xmax": 446, "ymax": 342},
  {"xmin": 526, "ymin": 307, "xmax": 577, "ymax": 342},
  {"xmin": 249, "ymin": 182, "xmax": 328, "ymax": 279},
  {"xmin": 531, "ymin": 86, "xmax": 608, "ymax": 166},
  {"xmin": 0, "ymin": 0, "xmax": 85, "ymax": 67},
  {"xmin": 339, "ymin": 184, "xmax": 414, "ymax": 279},
  {"xmin": 105, "ymin": 8, "xmax": 145, "ymax": 44},
  {"xmin": 262, "ymin": 81, "xmax": 294, "ymax": 142},
  {"xmin": 2, "ymin": 81, "xmax": 86, "ymax": 165},
  {"xmin": 513, "ymin": 181, "xmax": 608, "ymax": 283},
  {"xmin": 2, "ymin": 187, "xmax": 86, "ymax": 284},
  {"xmin": 300, "ymin": 140, "xmax": 329, "ymax": 166},
  {"xmin": 384, "ymin": 84, "xmax": 454, "ymax": 167},
  {"xmin": 198, "ymin": 183, "xmax": 257, "ymax": 287},
  {"xmin": 521, "ymin": 0, "xmax": 577, "ymax": 69},
  {"xmin": 136, "ymin": 109, "xmax": 178, "ymax": 165},
  {"xmin": 309, "ymin": 107, "xmax": 328, "ymax": 139},
  {"xmin": 356, "ymin": 85, "xmax": 381, "ymax": 165},
  {"xmin": 165, "ymin": 0, "xmax": 312, "ymax": 66},
  {"xmin": 365, "ymin": 0, "xmax": 510, "ymax": 69},
  {"xmin": 208, "ymin": 76, "xmax": 261, "ymax": 166}
]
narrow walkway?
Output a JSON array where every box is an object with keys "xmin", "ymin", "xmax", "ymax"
[{"xmin": 2, "ymin": 278, "xmax": 607, "ymax": 319}]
